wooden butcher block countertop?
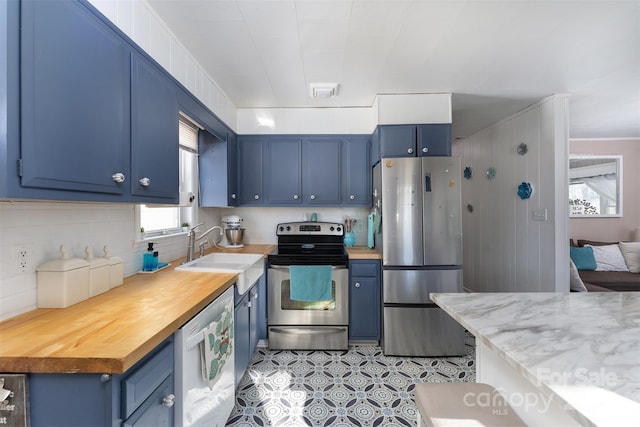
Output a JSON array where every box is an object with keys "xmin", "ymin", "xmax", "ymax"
[{"xmin": 0, "ymin": 244, "xmax": 275, "ymax": 375}]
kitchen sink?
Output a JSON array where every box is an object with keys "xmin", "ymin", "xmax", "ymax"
[{"xmin": 175, "ymin": 252, "xmax": 264, "ymax": 295}]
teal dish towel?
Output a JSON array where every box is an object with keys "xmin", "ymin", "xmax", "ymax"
[{"xmin": 289, "ymin": 265, "xmax": 332, "ymax": 302}]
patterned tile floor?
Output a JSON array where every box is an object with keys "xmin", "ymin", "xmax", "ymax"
[{"xmin": 226, "ymin": 335, "xmax": 475, "ymax": 426}]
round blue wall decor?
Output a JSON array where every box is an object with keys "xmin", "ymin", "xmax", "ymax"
[
  {"xmin": 486, "ymin": 167, "xmax": 496, "ymax": 180},
  {"xmin": 464, "ymin": 167, "xmax": 473, "ymax": 180},
  {"xmin": 517, "ymin": 182, "xmax": 533, "ymax": 199}
]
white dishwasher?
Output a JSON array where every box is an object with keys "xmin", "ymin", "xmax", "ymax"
[{"xmin": 175, "ymin": 286, "xmax": 235, "ymax": 427}]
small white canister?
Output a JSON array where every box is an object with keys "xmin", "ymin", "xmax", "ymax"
[
  {"xmin": 86, "ymin": 246, "xmax": 110, "ymax": 297},
  {"xmin": 37, "ymin": 245, "xmax": 90, "ymax": 308},
  {"xmin": 103, "ymin": 245, "xmax": 124, "ymax": 288}
]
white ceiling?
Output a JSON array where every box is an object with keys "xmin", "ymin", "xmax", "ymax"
[{"xmin": 146, "ymin": 0, "xmax": 640, "ymax": 139}]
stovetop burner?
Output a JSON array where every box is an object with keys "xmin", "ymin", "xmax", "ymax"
[{"xmin": 268, "ymin": 221, "xmax": 348, "ymax": 266}]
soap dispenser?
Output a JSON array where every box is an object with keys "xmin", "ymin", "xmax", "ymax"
[{"xmin": 143, "ymin": 243, "xmax": 158, "ymax": 271}]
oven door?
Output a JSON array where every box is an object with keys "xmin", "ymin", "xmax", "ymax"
[{"xmin": 268, "ymin": 265, "xmax": 348, "ymax": 326}]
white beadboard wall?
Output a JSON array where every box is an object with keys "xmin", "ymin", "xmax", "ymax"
[
  {"xmin": 0, "ymin": 0, "xmax": 234, "ymax": 321},
  {"xmin": 452, "ymin": 95, "xmax": 570, "ymax": 293},
  {"xmin": 0, "ymin": 201, "xmax": 220, "ymax": 321},
  {"xmin": 88, "ymin": 0, "xmax": 237, "ymax": 130}
]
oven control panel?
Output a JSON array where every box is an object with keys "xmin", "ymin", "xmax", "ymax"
[{"xmin": 276, "ymin": 221, "xmax": 343, "ymax": 236}]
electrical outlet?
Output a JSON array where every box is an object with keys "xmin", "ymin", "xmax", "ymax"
[{"xmin": 16, "ymin": 246, "xmax": 30, "ymax": 273}]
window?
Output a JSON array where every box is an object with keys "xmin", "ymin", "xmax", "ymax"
[{"xmin": 138, "ymin": 116, "xmax": 199, "ymax": 237}]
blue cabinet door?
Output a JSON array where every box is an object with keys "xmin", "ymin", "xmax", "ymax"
[
  {"xmin": 20, "ymin": 0, "xmax": 129, "ymax": 194},
  {"xmin": 379, "ymin": 125, "xmax": 416, "ymax": 158},
  {"xmin": 249, "ymin": 285, "xmax": 259, "ymax": 356},
  {"xmin": 417, "ymin": 124, "xmax": 451, "ymax": 156},
  {"xmin": 227, "ymin": 134, "xmax": 238, "ymax": 206},
  {"xmin": 238, "ymin": 138, "xmax": 264, "ymax": 205},
  {"xmin": 199, "ymin": 130, "xmax": 236, "ymax": 207},
  {"xmin": 256, "ymin": 266, "xmax": 268, "ymax": 341},
  {"xmin": 265, "ymin": 139, "xmax": 301, "ymax": 204},
  {"xmin": 234, "ymin": 292, "xmax": 250, "ymax": 388},
  {"xmin": 130, "ymin": 54, "xmax": 179, "ymax": 201},
  {"xmin": 342, "ymin": 137, "xmax": 371, "ymax": 206},
  {"xmin": 349, "ymin": 260, "xmax": 381, "ymax": 341},
  {"xmin": 302, "ymin": 138, "xmax": 341, "ymax": 204}
]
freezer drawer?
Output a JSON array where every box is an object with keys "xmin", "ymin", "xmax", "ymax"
[
  {"xmin": 382, "ymin": 306, "xmax": 466, "ymax": 356},
  {"xmin": 383, "ymin": 269, "xmax": 461, "ymax": 304}
]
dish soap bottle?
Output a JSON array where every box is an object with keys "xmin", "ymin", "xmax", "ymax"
[{"xmin": 143, "ymin": 242, "xmax": 157, "ymax": 271}]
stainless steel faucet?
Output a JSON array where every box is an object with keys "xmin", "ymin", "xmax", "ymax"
[{"xmin": 185, "ymin": 223, "xmax": 223, "ymax": 263}]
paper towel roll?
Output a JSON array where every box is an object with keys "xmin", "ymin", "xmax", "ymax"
[{"xmin": 179, "ymin": 191, "xmax": 195, "ymax": 207}]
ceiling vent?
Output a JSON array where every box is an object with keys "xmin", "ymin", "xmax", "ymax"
[{"xmin": 310, "ymin": 83, "xmax": 338, "ymax": 99}]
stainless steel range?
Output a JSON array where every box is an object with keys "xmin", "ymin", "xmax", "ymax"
[{"xmin": 267, "ymin": 221, "xmax": 349, "ymax": 350}]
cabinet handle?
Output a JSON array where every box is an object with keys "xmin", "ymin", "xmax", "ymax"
[
  {"xmin": 293, "ymin": 194, "xmax": 299, "ymax": 200},
  {"xmin": 231, "ymin": 193, "xmax": 237, "ymax": 199},
  {"xmin": 254, "ymin": 194, "xmax": 260, "ymax": 200},
  {"xmin": 162, "ymin": 394, "xmax": 176, "ymax": 408},
  {"xmin": 246, "ymin": 301, "xmax": 252, "ymax": 308},
  {"xmin": 139, "ymin": 177, "xmax": 151, "ymax": 187},
  {"xmin": 100, "ymin": 374, "xmax": 111, "ymax": 383},
  {"xmin": 349, "ymin": 195, "xmax": 355, "ymax": 200},
  {"xmin": 310, "ymin": 194, "xmax": 316, "ymax": 200},
  {"xmin": 407, "ymin": 148, "xmax": 414, "ymax": 154},
  {"xmin": 422, "ymin": 147, "xmax": 429, "ymax": 154},
  {"xmin": 355, "ymin": 282, "xmax": 361, "ymax": 288},
  {"xmin": 111, "ymin": 173, "xmax": 125, "ymax": 183}
]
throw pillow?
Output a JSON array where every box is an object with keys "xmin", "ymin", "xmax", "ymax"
[
  {"xmin": 619, "ymin": 242, "xmax": 640, "ymax": 273},
  {"xmin": 585, "ymin": 244, "xmax": 629, "ymax": 272},
  {"xmin": 570, "ymin": 246, "xmax": 597, "ymax": 270},
  {"xmin": 569, "ymin": 260, "xmax": 587, "ymax": 292}
]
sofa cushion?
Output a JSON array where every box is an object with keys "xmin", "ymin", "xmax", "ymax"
[
  {"xmin": 619, "ymin": 242, "xmax": 640, "ymax": 273},
  {"xmin": 577, "ymin": 270, "xmax": 640, "ymax": 292},
  {"xmin": 585, "ymin": 244, "xmax": 629, "ymax": 272},
  {"xmin": 570, "ymin": 246, "xmax": 597, "ymax": 270},
  {"xmin": 569, "ymin": 260, "xmax": 587, "ymax": 292},
  {"xmin": 583, "ymin": 282, "xmax": 614, "ymax": 292},
  {"xmin": 577, "ymin": 239, "xmax": 618, "ymax": 247}
]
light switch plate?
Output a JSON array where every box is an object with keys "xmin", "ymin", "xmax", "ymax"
[{"xmin": 532, "ymin": 209, "xmax": 548, "ymax": 221}]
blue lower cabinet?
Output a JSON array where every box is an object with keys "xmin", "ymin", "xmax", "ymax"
[
  {"xmin": 349, "ymin": 260, "xmax": 381, "ymax": 341},
  {"xmin": 234, "ymin": 270, "xmax": 267, "ymax": 389},
  {"xmin": 29, "ymin": 338, "xmax": 174, "ymax": 427},
  {"xmin": 234, "ymin": 290, "xmax": 251, "ymax": 389}
]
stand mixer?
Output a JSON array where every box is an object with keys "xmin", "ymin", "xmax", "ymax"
[{"xmin": 220, "ymin": 215, "xmax": 245, "ymax": 248}]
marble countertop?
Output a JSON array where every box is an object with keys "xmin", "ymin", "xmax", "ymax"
[{"xmin": 431, "ymin": 292, "xmax": 640, "ymax": 426}]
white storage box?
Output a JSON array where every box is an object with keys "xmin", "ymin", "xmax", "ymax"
[
  {"xmin": 86, "ymin": 246, "xmax": 110, "ymax": 297},
  {"xmin": 37, "ymin": 245, "xmax": 90, "ymax": 308},
  {"xmin": 103, "ymin": 246, "xmax": 123, "ymax": 288}
]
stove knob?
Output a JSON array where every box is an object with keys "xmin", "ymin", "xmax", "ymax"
[
  {"xmin": 279, "ymin": 226, "xmax": 284, "ymax": 232},
  {"xmin": 337, "ymin": 226, "xmax": 342, "ymax": 232},
  {"xmin": 286, "ymin": 226, "xmax": 291, "ymax": 231},
  {"xmin": 330, "ymin": 226, "xmax": 335, "ymax": 231}
]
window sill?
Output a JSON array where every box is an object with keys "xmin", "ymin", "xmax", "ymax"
[{"xmin": 137, "ymin": 231, "xmax": 188, "ymax": 244}]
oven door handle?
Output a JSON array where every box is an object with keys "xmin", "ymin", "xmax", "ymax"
[
  {"xmin": 270, "ymin": 327, "xmax": 347, "ymax": 335},
  {"xmin": 268, "ymin": 265, "xmax": 347, "ymax": 271}
]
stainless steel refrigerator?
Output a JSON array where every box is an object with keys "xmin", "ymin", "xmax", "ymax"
[{"xmin": 373, "ymin": 157, "xmax": 466, "ymax": 356}]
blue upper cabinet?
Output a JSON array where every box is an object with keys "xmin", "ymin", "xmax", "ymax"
[
  {"xmin": 20, "ymin": 0, "xmax": 130, "ymax": 195},
  {"xmin": 237, "ymin": 135, "xmax": 371, "ymax": 207},
  {"xmin": 342, "ymin": 137, "xmax": 371, "ymax": 206},
  {"xmin": 265, "ymin": 139, "xmax": 302, "ymax": 205},
  {"xmin": 11, "ymin": 0, "xmax": 182, "ymax": 203},
  {"xmin": 417, "ymin": 124, "xmax": 451, "ymax": 157},
  {"xmin": 378, "ymin": 124, "xmax": 451, "ymax": 159},
  {"xmin": 238, "ymin": 137, "xmax": 264, "ymax": 205},
  {"xmin": 130, "ymin": 54, "xmax": 179, "ymax": 200},
  {"xmin": 302, "ymin": 138, "xmax": 342, "ymax": 205},
  {"xmin": 379, "ymin": 125, "xmax": 417, "ymax": 157}
]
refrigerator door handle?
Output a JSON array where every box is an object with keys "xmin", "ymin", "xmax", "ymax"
[{"xmin": 424, "ymin": 174, "xmax": 432, "ymax": 192}]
